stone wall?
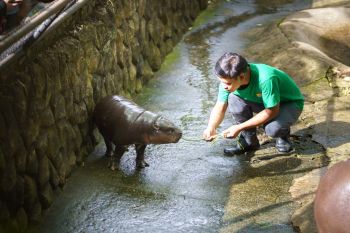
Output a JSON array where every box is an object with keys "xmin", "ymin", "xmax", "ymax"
[{"xmin": 0, "ymin": 0, "xmax": 207, "ymax": 231}]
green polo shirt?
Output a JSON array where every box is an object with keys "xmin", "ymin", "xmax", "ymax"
[{"xmin": 217, "ymin": 63, "xmax": 304, "ymax": 110}]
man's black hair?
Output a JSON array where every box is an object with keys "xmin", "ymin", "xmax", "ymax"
[{"xmin": 214, "ymin": 52, "xmax": 248, "ymax": 79}]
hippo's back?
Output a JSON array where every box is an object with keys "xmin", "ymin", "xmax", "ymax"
[{"xmin": 93, "ymin": 95, "xmax": 148, "ymax": 145}]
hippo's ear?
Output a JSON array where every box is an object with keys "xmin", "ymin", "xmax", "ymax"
[{"xmin": 153, "ymin": 118, "xmax": 161, "ymax": 131}]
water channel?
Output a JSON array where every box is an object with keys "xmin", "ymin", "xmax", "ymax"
[{"xmin": 28, "ymin": 1, "xmax": 326, "ymax": 232}]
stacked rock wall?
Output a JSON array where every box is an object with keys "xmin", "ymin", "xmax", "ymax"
[{"xmin": 0, "ymin": 0, "xmax": 207, "ymax": 231}]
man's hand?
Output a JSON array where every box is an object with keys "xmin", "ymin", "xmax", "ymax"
[
  {"xmin": 203, "ymin": 126, "xmax": 217, "ymax": 141},
  {"xmin": 222, "ymin": 125, "xmax": 242, "ymax": 139}
]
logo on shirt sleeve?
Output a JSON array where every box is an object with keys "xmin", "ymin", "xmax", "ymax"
[{"xmin": 256, "ymin": 93, "xmax": 262, "ymax": 97}]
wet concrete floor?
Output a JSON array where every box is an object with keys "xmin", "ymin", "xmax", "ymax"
[{"xmin": 28, "ymin": 1, "xmax": 327, "ymax": 232}]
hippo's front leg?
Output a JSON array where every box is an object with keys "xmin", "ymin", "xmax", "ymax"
[{"xmin": 135, "ymin": 144, "xmax": 149, "ymax": 168}]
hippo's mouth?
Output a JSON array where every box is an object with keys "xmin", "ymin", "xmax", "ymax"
[
  {"xmin": 146, "ymin": 131, "xmax": 182, "ymax": 144},
  {"xmin": 174, "ymin": 132, "xmax": 182, "ymax": 143}
]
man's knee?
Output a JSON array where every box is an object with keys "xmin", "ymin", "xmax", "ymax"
[
  {"xmin": 265, "ymin": 122, "xmax": 289, "ymax": 138},
  {"xmin": 228, "ymin": 94, "xmax": 247, "ymax": 115}
]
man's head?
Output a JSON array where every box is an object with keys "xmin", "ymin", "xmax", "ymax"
[
  {"xmin": 215, "ymin": 52, "xmax": 249, "ymax": 92},
  {"xmin": 215, "ymin": 52, "xmax": 248, "ymax": 79}
]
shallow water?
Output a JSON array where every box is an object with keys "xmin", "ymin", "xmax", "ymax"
[{"xmin": 28, "ymin": 1, "xmax": 325, "ymax": 233}]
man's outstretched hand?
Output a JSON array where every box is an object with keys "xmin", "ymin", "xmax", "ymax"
[
  {"xmin": 203, "ymin": 127, "xmax": 217, "ymax": 141},
  {"xmin": 222, "ymin": 125, "xmax": 241, "ymax": 139}
]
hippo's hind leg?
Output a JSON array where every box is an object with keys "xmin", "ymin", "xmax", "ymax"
[
  {"xmin": 109, "ymin": 145, "xmax": 127, "ymax": 171},
  {"xmin": 103, "ymin": 136, "xmax": 113, "ymax": 157},
  {"xmin": 135, "ymin": 144, "xmax": 149, "ymax": 168}
]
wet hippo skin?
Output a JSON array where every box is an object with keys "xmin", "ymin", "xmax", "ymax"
[
  {"xmin": 314, "ymin": 159, "xmax": 350, "ymax": 233},
  {"xmin": 93, "ymin": 95, "xmax": 182, "ymax": 170}
]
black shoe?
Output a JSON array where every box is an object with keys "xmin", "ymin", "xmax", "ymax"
[
  {"xmin": 275, "ymin": 137, "xmax": 293, "ymax": 153},
  {"xmin": 224, "ymin": 135, "xmax": 260, "ymax": 156}
]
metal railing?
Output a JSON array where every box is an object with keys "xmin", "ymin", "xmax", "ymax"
[{"xmin": 0, "ymin": 0, "xmax": 91, "ymax": 70}]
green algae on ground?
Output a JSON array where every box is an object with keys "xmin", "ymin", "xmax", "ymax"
[
  {"xmin": 158, "ymin": 44, "xmax": 182, "ymax": 73},
  {"xmin": 180, "ymin": 114, "xmax": 200, "ymax": 125},
  {"xmin": 190, "ymin": 0, "xmax": 221, "ymax": 29}
]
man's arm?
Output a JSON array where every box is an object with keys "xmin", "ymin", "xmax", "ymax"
[
  {"xmin": 223, "ymin": 104, "xmax": 280, "ymax": 138},
  {"xmin": 203, "ymin": 101, "xmax": 228, "ymax": 140},
  {"xmin": 208, "ymin": 101, "xmax": 228, "ymax": 129}
]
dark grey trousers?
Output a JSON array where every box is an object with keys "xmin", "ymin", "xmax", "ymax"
[{"xmin": 228, "ymin": 94, "xmax": 302, "ymax": 139}]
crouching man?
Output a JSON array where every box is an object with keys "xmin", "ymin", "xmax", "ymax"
[{"xmin": 203, "ymin": 52, "xmax": 304, "ymax": 155}]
